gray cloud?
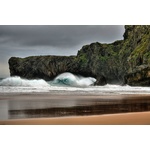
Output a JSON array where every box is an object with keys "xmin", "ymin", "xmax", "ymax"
[
  {"xmin": 0, "ymin": 25, "xmax": 124, "ymax": 47},
  {"xmin": 0, "ymin": 25, "xmax": 125, "ymax": 77}
]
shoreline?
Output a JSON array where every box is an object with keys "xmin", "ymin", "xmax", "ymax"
[{"xmin": 1, "ymin": 111, "xmax": 150, "ymax": 125}]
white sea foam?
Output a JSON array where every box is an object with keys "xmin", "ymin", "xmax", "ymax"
[
  {"xmin": 0, "ymin": 83, "xmax": 150, "ymax": 94},
  {"xmin": 0, "ymin": 73, "xmax": 150, "ymax": 94},
  {"xmin": 0, "ymin": 76, "xmax": 49, "ymax": 87}
]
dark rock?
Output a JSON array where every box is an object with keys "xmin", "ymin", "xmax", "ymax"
[
  {"xmin": 9, "ymin": 56, "xmax": 76, "ymax": 81},
  {"xmin": 124, "ymin": 25, "xmax": 150, "ymax": 85},
  {"xmin": 95, "ymin": 75, "xmax": 107, "ymax": 86},
  {"xmin": 124, "ymin": 65, "xmax": 150, "ymax": 86}
]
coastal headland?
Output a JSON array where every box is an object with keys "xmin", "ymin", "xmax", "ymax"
[{"xmin": 9, "ymin": 26, "xmax": 150, "ymax": 86}]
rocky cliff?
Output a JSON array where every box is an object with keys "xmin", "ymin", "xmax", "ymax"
[
  {"xmin": 124, "ymin": 25, "xmax": 150, "ymax": 86},
  {"xmin": 9, "ymin": 25, "xmax": 150, "ymax": 86}
]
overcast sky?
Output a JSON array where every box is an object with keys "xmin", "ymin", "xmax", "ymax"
[{"xmin": 0, "ymin": 25, "xmax": 125, "ymax": 77}]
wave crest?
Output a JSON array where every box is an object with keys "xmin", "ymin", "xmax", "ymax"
[{"xmin": 52, "ymin": 72, "xmax": 96, "ymax": 87}]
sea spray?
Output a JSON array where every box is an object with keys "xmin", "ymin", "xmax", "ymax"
[
  {"xmin": 0, "ymin": 76, "xmax": 50, "ymax": 87},
  {"xmin": 0, "ymin": 73, "xmax": 96, "ymax": 88},
  {"xmin": 1, "ymin": 76, "xmax": 150, "ymax": 94}
]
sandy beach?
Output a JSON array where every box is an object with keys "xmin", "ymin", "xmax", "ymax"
[
  {"xmin": 0, "ymin": 93, "xmax": 150, "ymax": 125},
  {"xmin": 0, "ymin": 111, "xmax": 150, "ymax": 125}
]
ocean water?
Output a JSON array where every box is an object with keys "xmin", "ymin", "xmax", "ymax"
[
  {"xmin": 1, "ymin": 72, "xmax": 150, "ymax": 120},
  {"xmin": 0, "ymin": 72, "xmax": 150, "ymax": 95}
]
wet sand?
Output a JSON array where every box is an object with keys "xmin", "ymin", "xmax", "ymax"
[
  {"xmin": 0, "ymin": 93, "xmax": 150, "ymax": 124},
  {"xmin": 1, "ymin": 111, "xmax": 150, "ymax": 125}
]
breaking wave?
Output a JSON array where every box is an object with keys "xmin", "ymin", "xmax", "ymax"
[
  {"xmin": 0, "ymin": 76, "xmax": 49, "ymax": 87},
  {"xmin": 0, "ymin": 73, "xmax": 96, "ymax": 87},
  {"xmin": 1, "ymin": 74, "xmax": 150, "ymax": 94},
  {"xmin": 52, "ymin": 72, "xmax": 96, "ymax": 86}
]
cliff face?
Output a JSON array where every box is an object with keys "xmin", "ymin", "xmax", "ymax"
[
  {"xmin": 124, "ymin": 25, "xmax": 150, "ymax": 86},
  {"xmin": 8, "ymin": 25, "xmax": 150, "ymax": 86},
  {"xmin": 75, "ymin": 41, "xmax": 123, "ymax": 84},
  {"xmin": 9, "ymin": 56, "xmax": 76, "ymax": 81}
]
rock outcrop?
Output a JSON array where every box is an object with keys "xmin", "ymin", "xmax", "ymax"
[
  {"xmin": 9, "ymin": 56, "xmax": 76, "ymax": 81},
  {"xmin": 8, "ymin": 25, "xmax": 150, "ymax": 86},
  {"xmin": 123, "ymin": 25, "xmax": 150, "ymax": 86}
]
